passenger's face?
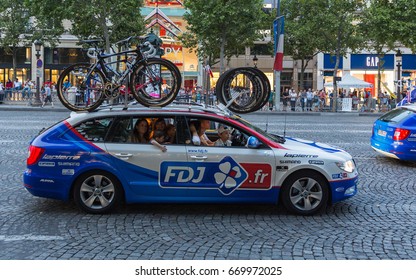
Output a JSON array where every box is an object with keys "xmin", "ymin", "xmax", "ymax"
[
  {"xmin": 136, "ymin": 120, "xmax": 148, "ymax": 134},
  {"xmin": 155, "ymin": 121, "xmax": 165, "ymax": 130},
  {"xmin": 201, "ymin": 120, "xmax": 210, "ymax": 129}
]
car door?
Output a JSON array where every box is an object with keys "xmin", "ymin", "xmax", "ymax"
[
  {"xmin": 104, "ymin": 114, "xmax": 189, "ymax": 199},
  {"xmin": 162, "ymin": 116, "xmax": 277, "ymax": 202}
]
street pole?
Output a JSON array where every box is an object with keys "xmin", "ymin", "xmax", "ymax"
[
  {"xmin": 273, "ymin": 0, "xmax": 281, "ymax": 111},
  {"xmin": 32, "ymin": 40, "xmax": 43, "ymax": 107},
  {"xmin": 396, "ymin": 49, "xmax": 402, "ymax": 105}
]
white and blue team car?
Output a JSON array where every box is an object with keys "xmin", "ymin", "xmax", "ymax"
[{"xmin": 24, "ymin": 105, "xmax": 358, "ymax": 215}]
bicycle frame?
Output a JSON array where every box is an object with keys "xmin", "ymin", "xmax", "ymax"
[{"xmin": 90, "ymin": 48, "xmax": 144, "ymax": 87}]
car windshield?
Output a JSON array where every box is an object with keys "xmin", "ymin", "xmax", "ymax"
[
  {"xmin": 232, "ymin": 116, "xmax": 285, "ymax": 143},
  {"xmin": 379, "ymin": 107, "xmax": 414, "ymax": 123}
]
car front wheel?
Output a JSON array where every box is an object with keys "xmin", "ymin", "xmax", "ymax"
[
  {"xmin": 73, "ymin": 171, "xmax": 122, "ymax": 214},
  {"xmin": 281, "ymin": 170, "xmax": 329, "ymax": 215}
]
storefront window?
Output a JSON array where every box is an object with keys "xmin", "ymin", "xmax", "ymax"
[
  {"xmin": 0, "ymin": 47, "xmax": 28, "ymax": 64},
  {"xmin": 44, "ymin": 69, "xmax": 60, "ymax": 84},
  {"xmin": 44, "ymin": 47, "xmax": 88, "ymax": 65},
  {"xmin": 298, "ymin": 72, "xmax": 313, "ymax": 90},
  {"xmin": 251, "ymin": 43, "xmax": 273, "ymax": 56}
]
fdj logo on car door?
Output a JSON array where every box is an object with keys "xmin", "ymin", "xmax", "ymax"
[{"xmin": 160, "ymin": 156, "xmax": 248, "ymax": 195}]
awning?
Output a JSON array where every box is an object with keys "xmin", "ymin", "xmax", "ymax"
[{"xmin": 324, "ymin": 73, "xmax": 373, "ymax": 88}]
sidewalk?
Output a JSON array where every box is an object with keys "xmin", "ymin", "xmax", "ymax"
[
  {"xmin": 0, "ymin": 100, "xmax": 384, "ymax": 116},
  {"xmin": 0, "ymin": 99, "xmax": 69, "ymax": 112}
]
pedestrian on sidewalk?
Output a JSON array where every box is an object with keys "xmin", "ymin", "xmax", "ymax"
[
  {"xmin": 5, "ymin": 79, "xmax": 13, "ymax": 99},
  {"xmin": 282, "ymin": 88, "xmax": 289, "ymax": 111},
  {"xmin": 306, "ymin": 88, "xmax": 313, "ymax": 111},
  {"xmin": 289, "ymin": 88, "xmax": 297, "ymax": 111},
  {"xmin": 41, "ymin": 84, "xmax": 54, "ymax": 108}
]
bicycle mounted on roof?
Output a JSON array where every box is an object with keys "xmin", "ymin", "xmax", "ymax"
[{"xmin": 56, "ymin": 35, "xmax": 181, "ymax": 112}]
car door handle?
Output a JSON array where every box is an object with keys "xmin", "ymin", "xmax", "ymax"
[
  {"xmin": 190, "ymin": 155, "xmax": 207, "ymax": 161},
  {"xmin": 114, "ymin": 153, "xmax": 133, "ymax": 160}
]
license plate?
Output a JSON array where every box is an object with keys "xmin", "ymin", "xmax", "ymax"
[{"xmin": 377, "ymin": 129, "xmax": 387, "ymax": 137}]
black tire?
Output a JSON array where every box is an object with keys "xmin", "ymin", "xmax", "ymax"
[
  {"xmin": 57, "ymin": 63, "xmax": 106, "ymax": 112},
  {"xmin": 247, "ymin": 67, "xmax": 271, "ymax": 111},
  {"xmin": 130, "ymin": 58, "xmax": 181, "ymax": 107},
  {"xmin": 280, "ymin": 170, "xmax": 329, "ymax": 215},
  {"xmin": 73, "ymin": 170, "xmax": 122, "ymax": 214},
  {"xmin": 215, "ymin": 67, "xmax": 270, "ymax": 113},
  {"xmin": 216, "ymin": 68, "xmax": 261, "ymax": 112}
]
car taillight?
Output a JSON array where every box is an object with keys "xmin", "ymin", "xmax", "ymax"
[
  {"xmin": 27, "ymin": 145, "xmax": 45, "ymax": 165},
  {"xmin": 393, "ymin": 128, "xmax": 410, "ymax": 141}
]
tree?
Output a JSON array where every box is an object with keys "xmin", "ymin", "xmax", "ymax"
[
  {"xmin": 0, "ymin": 0, "xmax": 32, "ymax": 80},
  {"xmin": 393, "ymin": 0, "xmax": 416, "ymax": 52},
  {"xmin": 66, "ymin": 0, "xmax": 145, "ymax": 52},
  {"xmin": 316, "ymin": 0, "xmax": 364, "ymax": 111},
  {"xmin": 359, "ymin": 0, "xmax": 399, "ymax": 99},
  {"xmin": 25, "ymin": 0, "xmax": 66, "ymax": 46},
  {"xmin": 182, "ymin": 0, "xmax": 265, "ymax": 74},
  {"xmin": 281, "ymin": 0, "xmax": 329, "ymax": 90}
]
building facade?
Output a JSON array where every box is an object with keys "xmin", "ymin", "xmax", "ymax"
[{"xmin": 1, "ymin": 1, "xmax": 414, "ymax": 100}]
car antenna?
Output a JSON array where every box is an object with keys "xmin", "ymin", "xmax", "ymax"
[
  {"xmin": 265, "ymin": 113, "xmax": 269, "ymax": 132},
  {"xmin": 283, "ymin": 109, "xmax": 287, "ymax": 138}
]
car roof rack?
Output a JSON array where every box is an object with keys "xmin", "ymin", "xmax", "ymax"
[{"xmin": 71, "ymin": 100, "xmax": 237, "ymax": 118}]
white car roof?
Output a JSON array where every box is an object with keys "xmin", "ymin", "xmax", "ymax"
[{"xmin": 68, "ymin": 103, "xmax": 235, "ymax": 123}]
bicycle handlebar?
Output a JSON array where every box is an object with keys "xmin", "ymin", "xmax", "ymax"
[
  {"xmin": 86, "ymin": 48, "xmax": 99, "ymax": 59},
  {"xmin": 82, "ymin": 36, "xmax": 160, "ymax": 59},
  {"xmin": 141, "ymin": 41, "xmax": 158, "ymax": 58}
]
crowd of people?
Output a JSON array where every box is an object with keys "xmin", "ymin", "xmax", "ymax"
[{"xmin": 0, "ymin": 78, "xmax": 55, "ymax": 107}]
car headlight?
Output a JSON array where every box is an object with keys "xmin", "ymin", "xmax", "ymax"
[{"xmin": 336, "ymin": 160, "xmax": 355, "ymax": 173}]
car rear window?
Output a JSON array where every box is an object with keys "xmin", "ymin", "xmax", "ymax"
[
  {"xmin": 70, "ymin": 117, "xmax": 114, "ymax": 142},
  {"xmin": 378, "ymin": 108, "xmax": 414, "ymax": 123}
]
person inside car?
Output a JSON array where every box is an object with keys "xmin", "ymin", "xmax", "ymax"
[
  {"xmin": 150, "ymin": 130, "xmax": 167, "ymax": 152},
  {"xmin": 129, "ymin": 118, "xmax": 150, "ymax": 143},
  {"xmin": 215, "ymin": 125, "xmax": 232, "ymax": 147},
  {"xmin": 164, "ymin": 124, "xmax": 176, "ymax": 144},
  {"xmin": 199, "ymin": 119, "xmax": 215, "ymax": 146},
  {"xmin": 153, "ymin": 118, "xmax": 166, "ymax": 131},
  {"xmin": 189, "ymin": 120, "xmax": 201, "ymax": 145}
]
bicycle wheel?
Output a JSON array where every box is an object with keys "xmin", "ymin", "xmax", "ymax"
[
  {"xmin": 57, "ymin": 63, "xmax": 106, "ymax": 112},
  {"xmin": 130, "ymin": 58, "xmax": 181, "ymax": 107},
  {"xmin": 216, "ymin": 67, "xmax": 270, "ymax": 113}
]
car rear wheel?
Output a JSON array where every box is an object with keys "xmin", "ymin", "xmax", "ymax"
[
  {"xmin": 73, "ymin": 171, "xmax": 122, "ymax": 214},
  {"xmin": 281, "ymin": 170, "xmax": 329, "ymax": 215}
]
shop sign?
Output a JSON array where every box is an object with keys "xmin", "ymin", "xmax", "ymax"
[
  {"xmin": 162, "ymin": 44, "xmax": 183, "ymax": 66},
  {"xmin": 350, "ymin": 54, "xmax": 394, "ymax": 70}
]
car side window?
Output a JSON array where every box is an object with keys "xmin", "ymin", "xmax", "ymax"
[
  {"xmin": 108, "ymin": 116, "xmax": 180, "ymax": 145},
  {"xmin": 106, "ymin": 117, "xmax": 131, "ymax": 143},
  {"xmin": 70, "ymin": 117, "xmax": 114, "ymax": 142}
]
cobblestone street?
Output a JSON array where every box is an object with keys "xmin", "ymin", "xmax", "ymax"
[{"xmin": 0, "ymin": 110, "xmax": 415, "ymax": 260}]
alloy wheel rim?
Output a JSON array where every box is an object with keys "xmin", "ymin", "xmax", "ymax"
[
  {"xmin": 289, "ymin": 177, "xmax": 323, "ymax": 211},
  {"xmin": 80, "ymin": 175, "xmax": 115, "ymax": 210}
]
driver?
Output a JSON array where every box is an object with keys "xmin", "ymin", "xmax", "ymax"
[{"xmin": 215, "ymin": 126, "xmax": 232, "ymax": 147}]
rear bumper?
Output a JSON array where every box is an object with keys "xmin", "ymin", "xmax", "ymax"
[
  {"xmin": 371, "ymin": 138, "xmax": 416, "ymax": 161},
  {"xmin": 23, "ymin": 169, "xmax": 72, "ymax": 201}
]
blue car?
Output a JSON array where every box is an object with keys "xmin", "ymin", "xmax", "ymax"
[{"xmin": 371, "ymin": 104, "xmax": 416, "ymax": 161}]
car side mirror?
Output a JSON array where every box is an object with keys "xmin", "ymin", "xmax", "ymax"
[{"xmin": 247, "ymin": 136, "xmax": 260, "ymax": 149}]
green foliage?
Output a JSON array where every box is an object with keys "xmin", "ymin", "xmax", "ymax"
[
  {"xmin": 360, "ymin": 0, "xmax": 397, "ymax": 53},
  {"xmin": 0, "ymin": 0, "xmax": 34, "ymax": 80},
  {"xmin": 66, "ymin": 0, "xmax": 144, "ymax": 51},
  {"xmin": 359, "ymin": 0, "xmax": 399, "ymax": 93},
  {"xmin": 182, "ymin": 0, "xmax": 265, "ymax": 71},
  {"xmin": 392, "ymin": 0, "xmax": 416, "ymax": 53},
  {"xmin": 0, "ymin": 0, "xmax": 32, "ymax": 50},
  {"xmin": 25, "ymin": 0, "xmax": 67, "ymax": 47},
  {"xmin": 281, "ymin": 0, "xmax": 326, "ymax": 61}
]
